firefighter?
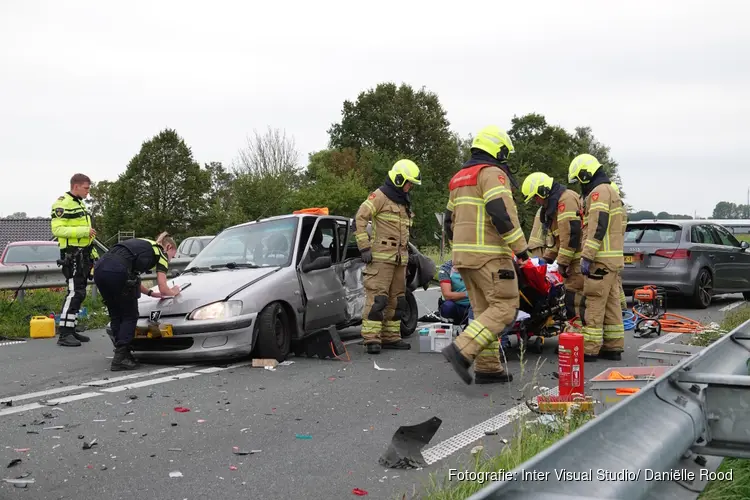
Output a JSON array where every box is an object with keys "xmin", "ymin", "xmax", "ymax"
[
  {"xmin": 441, "ymin": 125, "xmax": 530, "ymax": 385},
  {"xmin": 568, "ymin": 154, "xmax": 625, "ymax": 361},
  {"xmin": 51, "ymin": 173, "xmax": 100, "ymax": 347},
  {"xmin": 610, "ymin": 181, "xmax": 629, "ymax": 311},
  {"xmin": 354, "ymin": 159, "xmax": 421, "ymax": 354},
  {"xmin": 521, "ymin": 172, "xmax": 584, "ymax": 320},
  {"xmin": 93, "ymin": 233, "xmax": 181, "ymax": 371}
]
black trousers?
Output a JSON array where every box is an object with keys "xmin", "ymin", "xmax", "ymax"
[
  {"xmin": 93, "ymin": 256, "xmax": 139, "ymax": 347},
  {"xmin": 58, "ymin": 249, "xmax": 93, "ymax": 334}
]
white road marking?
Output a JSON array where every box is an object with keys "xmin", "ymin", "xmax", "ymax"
[
  {"xmin": 0, "ymin": 340, "xmax": 26, "ymax": 347},
  {"xmin": 0, "ymin": 385, "xmax": 87, "ymax": 404},
  {"xmin": 422, "ymin": 386, "xmax": 559, "ymax": 465},
  {"xmin": 99, "ymin": 372, "xmax": 201, "ymax": 393},
  {"xmin": 0, "ymin": 402, "xmax": 44, "ymax": 417},
  {"xmin": 640, "ymin": 333, "xmax": 680, "ymax": 350},
  {"xmin": 45, "ymin": 392, "xmax": 102, "ymax": 405},
  {"xmin": 83, "ymin": 367, "xmax": 188, "ymax": 386},
  {"xmin": 719, "ymin": 300, "xmax": 746, "ymax": 312}
]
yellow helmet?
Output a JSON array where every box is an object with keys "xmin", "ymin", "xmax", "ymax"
[
  {"xmin": 388, "ymin": 159, "xmax": 421, "ymax": 187},
  {"xmin": 610, "ymin": 181, "xmax": 621, "ymax": 195},
  {"xmin": 521, "ymin": 172, "xmax": 554, "ymax": 203},
  {"xmin": 472, "ymin": 125, "xmax": 514, "ymax": 162},
  {"xmin": 568, "ymin": 154, "xmax": 602, "ymax": 184}
]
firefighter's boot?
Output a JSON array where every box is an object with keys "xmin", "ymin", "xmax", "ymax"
[
  {"xmin": 474, "ymin": 372, "xmax": 513, "ymax": 384},
  {"xmin": 111, "ymin": 346, "xmax": 138, "ymax": 371},
  {"xmin": 366, "ymin": 343, "xmax": 382, "ymax": 354},
  {"xmin": 598, "ymin": 350, "xmax": 622, "ymax": 361},
  {"xmin": 441, "ymin": 343, "xmax": 472, "ymax": 385},
  {"xmin": 382, "ymin": 340, "xmax": 411, "ymax": 350},
  {"xmin": 73, "ymin": 327, "xmax": 90, "ymax": 343}
]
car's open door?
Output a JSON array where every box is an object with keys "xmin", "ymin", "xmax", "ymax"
[{"xmin": 296, "ymin": 217, "xmax": 348, "ymax": 334}]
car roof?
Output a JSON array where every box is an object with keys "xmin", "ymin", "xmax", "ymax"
[
  {"xmin": 627, "ymin": 219, "xmax": 702, "ymax": 227},
  {"xmin": 7, "ymin": 240, "xmax": 58, "ymax": 246},
  {"xmin": 226, "ymin": 213, "xmax": 352, "ymax": 231}
]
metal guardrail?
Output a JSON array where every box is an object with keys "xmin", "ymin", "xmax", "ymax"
[
  {"xmin": 469, "ymin": 317, "xmax": 750, "ymax": 500},
  {"xmin": 0, "ymin": 257, "xmax": 193, "ymax": 292}
]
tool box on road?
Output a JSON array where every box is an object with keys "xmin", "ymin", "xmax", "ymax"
[
  {"xmin": 590, "ymin": 366, "xmax": 669, "ymax": 414},
  {"xmin": 418, "ymin": 323, "xmax": 460, "ymax": 353},
  {"xmin": 638, "ymin": 340, "xmax": 704, "ymax": 367}
]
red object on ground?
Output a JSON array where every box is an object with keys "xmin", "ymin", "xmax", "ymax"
[
  {"xmin": 352, "ymin": 488, "xmax": 368, "ymax": 496},
  {"xmin": 557, "ymin": 332, "xmax": 584, "ymax": 396},
  {"xmin": 174, "ymin": 407, "xmax": 190, "ymax": 413}
]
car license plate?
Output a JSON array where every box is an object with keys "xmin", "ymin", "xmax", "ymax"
[
  {"xmin": 624, "ymin": 255, "xmax": 634, "ymax": 264},
  {"xmin": 135, "ymin": 324, "xmax": 173, "ymax": 339}
]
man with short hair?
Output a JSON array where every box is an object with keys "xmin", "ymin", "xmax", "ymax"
[{"xmin": 51, "ymin": 173, "xmax": 99, "ymax": 347}]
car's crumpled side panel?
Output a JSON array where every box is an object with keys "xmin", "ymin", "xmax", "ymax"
[{"xmin": 342, "ymin": 259, "xmax": 366, "ymax": 322}]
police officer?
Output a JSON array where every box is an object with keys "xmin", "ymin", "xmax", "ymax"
[
  {"xmin": 51, "ymin": 173, "xmax": 100, "ymax": 347},
  {"xmin": 521, "ymin": 172, "xmax": 585, "ymax": 321},
  {"xmin": 354, "ymin": 159, "xmax": 421, "ymax": 354},
  {"xmin": 441, "ymin": 125, "xmax": 530, "ymax": 385},
  {"xmin": 568, "ymin": 154, "xmax": 626, "ymax": 361},
  {"xmin": 93, "ymin": 232, "xmax": 180, "ymax": 371}
]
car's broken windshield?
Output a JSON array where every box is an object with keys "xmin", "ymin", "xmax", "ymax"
[{"xmin": 188, "ymin": 218, "xmax": 298, "ymax": 269}]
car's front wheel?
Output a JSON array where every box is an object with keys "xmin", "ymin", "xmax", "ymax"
[
  {"xmin": 400, "ymin": 290, "xmax": 419, "ymax": 338},
  {"xmin": 255, "ymin": 302, "xmax": 291, "ymax": 362}
]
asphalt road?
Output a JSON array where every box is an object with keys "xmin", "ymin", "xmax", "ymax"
[{"xmin": 0, "ymin": 288, "xmax": 744, "ymax": 500}]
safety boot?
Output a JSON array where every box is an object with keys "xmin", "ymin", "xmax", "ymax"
[
  {"xmin": 382, "ymin": 340, "xmax": 411, "ymax": 350},
  {"xmin": 441, "ymin": 343, "xmax": 473, "ymax": 385},
  {"xmin": 598, "ymin": 350, "xmax": 622, "ymax": 361},
  {"xmin": 73, "ymin": 326, "xmax": 90, "ymax": 343},
  {"xmin": 475, "ymin": 372, "xmax": 513, "ymax": 384},
  {"xmin": 125, "ymin": 346, "xmax": 141, "ymax": 368},
  {"xmin": 57, "ymin": 330, "xmax": 82, "ymax": 347},
  {"xmin": 584, "ymin": 354, "xmax": 598, "ymax": 362},
  {"xmin": 111, "ymin": 346, "xmax": 138, "ymax": 371},
  {"xmin": 366, "ymin": 343, "xmax": 381, "ymax": 354}
]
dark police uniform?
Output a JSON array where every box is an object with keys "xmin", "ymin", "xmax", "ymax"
[
  {"xmin": 93, "ymin": 238, "xmax": 169, "ymax": 371},
  {"xmin": 51, "ymin": 191, "xmax": 100, "ymax": 346}
]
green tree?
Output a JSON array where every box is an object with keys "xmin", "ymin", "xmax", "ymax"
[
  {"xmin": 201, "ymin": 162, "xmax": 235, "ymax": 234},
  {"xmin": 97, "ymin": 129, "xmax": 211, "ymax": 242},
  {"xmin": 327, "ymin": 82, "xmax": 464, "ymax": 246}
]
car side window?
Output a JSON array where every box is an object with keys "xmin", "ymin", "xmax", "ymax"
[
  {"xmin": 710, "ymin": 225, "xmax": 741, "ymax": 247},
  {"xmin": 308, "ymin": 219, "xmax": 337, "ymax": 263},
  {"xmin": 692, "ymin": 225, "xmax": 716, "ymax": 244}
]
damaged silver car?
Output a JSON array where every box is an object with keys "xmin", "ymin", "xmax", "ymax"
[{"xmin": 108, "ymin": 212, "xmax": 435, "ymax": 362}]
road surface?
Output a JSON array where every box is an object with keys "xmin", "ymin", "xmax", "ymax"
[{"xmin": 0, "ymin": 288, "xmax": 744, "ymax": 500}]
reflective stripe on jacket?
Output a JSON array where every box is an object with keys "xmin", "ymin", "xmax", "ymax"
[{"xmin": 354, "ymin": 188, "xmax": 411, "ymax": 264}]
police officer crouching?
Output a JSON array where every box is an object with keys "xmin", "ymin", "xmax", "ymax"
[{"xmin": 93, "ymin": 232, "xmax": 181, "ymax": 371}]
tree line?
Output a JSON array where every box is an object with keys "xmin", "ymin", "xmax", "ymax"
[{"xmin": 87, "ymin": 82, "xmax": 625, "ymax": 248}]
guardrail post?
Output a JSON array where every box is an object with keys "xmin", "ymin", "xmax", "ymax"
[
  {"xmin": 17, "ymin": 289, "xmax": 24, "ymax": 303},
  {"xmin": 91, "ymin": 285, "xmax": 98, "ymax": 300}
]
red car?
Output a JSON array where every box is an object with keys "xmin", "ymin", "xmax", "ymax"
[{"xmin": 0, "ymin": 240, "xmax": 60, "ymax": 267}]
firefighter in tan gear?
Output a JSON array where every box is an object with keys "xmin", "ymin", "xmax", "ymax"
[
  {"xmin": 521, "ymin": 172, "xmax": 584, "ymax": 320},
  {"xmin": 568, "ymin": 154, "xmax": 625, "ymax": 361},
  {"xmin": 528, "ymin": 208, "xmax": 553, "ymax": 259},
  {"xmin": 354, "ymin": 159, "xmax": 421, "ymax": 354},
  {"xmin": 441, "ymin": 126, "xmax": 530, "ymax": 385},
  {"xmin": 610, "ymin": 181, "xmax": 629, "ymax": 311}
]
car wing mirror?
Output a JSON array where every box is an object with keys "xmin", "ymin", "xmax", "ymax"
[
  {"xmin": 741, "ymin": 241, "xmax": 749, "ymax": 251},
  {"xmin": 301, "ymin": 255, "xmax": 332, "ymax": 273}
]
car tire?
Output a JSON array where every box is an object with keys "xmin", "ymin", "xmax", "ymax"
[
  {"xmin": 690, "ymin": 268, "xmax": 713, "ymax": 309},
  {"xmin": 400, "ymin": 290, "xmax": 419, "ymax": 338},
  {"xmin": 255, "ymin": 302, "xmax": 291, "ymax": 362}
]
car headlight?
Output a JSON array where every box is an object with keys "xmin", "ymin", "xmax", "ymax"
[{"xmin": 188, "ymin": 300, "xmax": 243, "ymax": 320}]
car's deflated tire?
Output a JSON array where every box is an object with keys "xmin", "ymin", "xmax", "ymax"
[
  {"xmin": 400, "ymin": 290, "xmax": 419, "ymax": 338},
  {"xmin": 255, "ymin": 302, "xmax": 291, "ymax": 362}
]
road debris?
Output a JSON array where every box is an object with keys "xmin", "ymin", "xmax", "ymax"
[
  {"xmin": 352, "ymin": 488, "xmax": 368, "ymax": 496},
  {"xmin": 484, "ymin": 430, "xmax": 498, "ymax": 436},
  {"xmin": 295, "ymin": 434, "xmax": 312, "ymax": 440},
  {"xmin": 471, "ymin": 445, "xmax": 484, "ymax": 455},
  {"xmin": 13, "ymin": 449, "xmax": 29, "ymax": 453},
  {"xmin": 229, "ymin": 466, "xmax": 238, "ymax": 471},
  {"xmin": 7, "ymin": 459, "xmax": 21, "ymax": 468},
  {"xmin": 174, "ymin": 407, "xmax": 190, "ymax": 413},
  {"xmin": 43, "ymin": 426, "xmax": 64, "ymax": 430},
  {"xmin": 379, "ymin": 416, "xmax": 442, "ymax": 469},
  {"xmin": 82, "ymin": 439, "xmax": 98, "ymax": 450},
  {"xmin": 233, "ymin": 447, "xmax": 261, "ymax": 455},
  {"xmin": 374, "ymin": 362, "xmax": 396, "ymax": 371},
  {"xmin": 169, "ymin": 471, "xmax": 183, "ymax": 478}
]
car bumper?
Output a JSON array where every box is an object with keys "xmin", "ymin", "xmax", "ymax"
[
  {"xmin": 107, "ymin": 313, "xmax": 257, "ymax": 362},
  {"xmin": 621, "ymin": 266, "xmax": 694, "ymax": 296}
]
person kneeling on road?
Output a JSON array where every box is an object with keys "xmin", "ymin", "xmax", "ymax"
[
  {"xmin": 437, "ymin": 259, "xmax": 473, "ymax": 326},
  {"xmin": 93, "ymin": 232, "xmax": 181, "ymax": 371}
]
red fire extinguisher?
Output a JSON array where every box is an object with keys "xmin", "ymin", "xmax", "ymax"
[{"xmin": 558, "ymin": 332, "xmax": 584, "ymax": 396}]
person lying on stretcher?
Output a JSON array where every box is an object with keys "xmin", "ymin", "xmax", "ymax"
[{"xmin": 437, "ymin": 260, "xmax": 474, "ymax": 327}]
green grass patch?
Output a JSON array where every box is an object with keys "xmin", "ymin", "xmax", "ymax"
[
  {"xmin": 736, "ymin": 234, "xmax": 750, "ymax": 243},
  {"xmin": 690, "ymin": 304, "xmax": 750, "ymax": 347},
  {"xmin": 0, "ymin": 287, "xmax": 110, "ymax": 339}
]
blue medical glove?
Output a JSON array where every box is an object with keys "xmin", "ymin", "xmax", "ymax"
[{"xmin": 581, "ymin": 258, "xmax": 592, "ymax": 276}]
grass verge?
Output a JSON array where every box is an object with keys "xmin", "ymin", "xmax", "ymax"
[
  {"xmin": 0, "ymin": 287, "xmax": 110, "ymax": 339},
  {"xmin": 697, "ymin": 303, "xmax": 750, "ymax": 500}
]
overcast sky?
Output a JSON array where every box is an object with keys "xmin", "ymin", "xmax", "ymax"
[{"xmin": 1, "ymin": 0, "xmax": 747, "ymax": 220}]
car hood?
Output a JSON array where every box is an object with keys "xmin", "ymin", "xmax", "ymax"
[{"xmin": 138, "ymin": 267, "xmax": 280, "ymax": 317}]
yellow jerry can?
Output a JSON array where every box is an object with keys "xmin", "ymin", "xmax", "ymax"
[{"xmin": 30, "ymin": 316, "xmax": 56, "ymax": 339}]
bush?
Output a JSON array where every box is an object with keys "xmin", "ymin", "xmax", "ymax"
[{"xmin": 0, "ymin": 287, "xmax": 110, "ymax": 339}]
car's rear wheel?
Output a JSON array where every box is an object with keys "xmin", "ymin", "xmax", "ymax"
[
  {"xmin": 255, "ymin": 302, "xmax": 291, "ymax": 362},
  {"xmin": 400, "ymin": 290, "xmax": 419, "ymax": 338},
  {"xmin": 690, "ymin": 268, "xmax": 713, "ymax": 309}
]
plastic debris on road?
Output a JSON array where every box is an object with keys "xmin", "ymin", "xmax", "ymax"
[
  {"xmin": 374, "ymin": 362, "xmax": 396, "ymax": 371},
  {"xmin": 295, "ymin": 434, "xmax": 312, "ymax": 440},
  {"xmin": 169, "ymin": 471, "xmax": 183, "ymax": 478},
  {"xmin": 379, "ymin": 417, "xmax": 442, "ymax": 469},
  {"xmin": 174, "ymin": 407, "xmax": 190, "ymax": 412},
  {"xmin": 352, "ymin": 488, "xmax": 368, "ymax": 496}
]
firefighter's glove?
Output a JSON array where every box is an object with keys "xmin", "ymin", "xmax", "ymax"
[
  {"xmin": 558, "ymin": 264, "xmax": 569, "ymax": 278},
  {"xmin": 537, "ymin": 257, "xmax": 546, "ymax": 265},
  {"xmin": 361, "ymin": 248, "xmax": 373, "ymax": 264},
  {"xmin": 581, "ymin": 258, "xmax": 592, "ymax": 277}
]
